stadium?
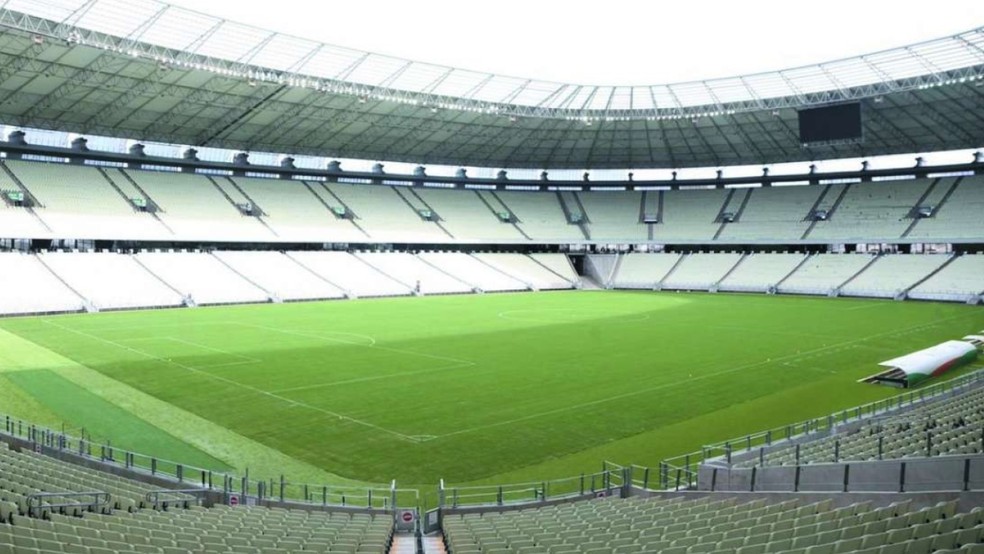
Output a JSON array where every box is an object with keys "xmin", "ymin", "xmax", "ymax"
[{"xmin": 0, "ymin": 0, "xmax": 983, "ymax": 552}]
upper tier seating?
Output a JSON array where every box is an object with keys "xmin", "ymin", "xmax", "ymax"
[
  {"xmin": 133, "ymin": 252, "xmax": 270, "ymax": 305},
  {"xmin": 661, "ymin": 252, "xmax": 744, "ymax": 290},
  {"xmin": 716, "ymin": 186, "xmax": 822, "ymax": 242},
  {"xmin": 230, "ymin": 177, "xmax": 366, "ymax": 242},
  {"xmin": 5, "ymin": 161, "xmax": 164, "ymax": 240},
  {"xmin": 0, "ymin": 162, "xmax": 982, "ymax": 245},
  {"xmin": 323, "ymin": 183, "xmax": 447, "ymax": 243},
  {"xmin": 414, "ymin": 189, "xmax": 525, "ymax": 242},
  {"xmin": 444, "ymin": 494, "xmax": 983, "ymax": 554},
  {"xmin": 495, "ymin": 192, "xmax": 574, "ymax": 241},
  {"xmin": 611, "ymin": 253, "xmax": 682, "ymax": 289},
  {"xmin": 907, "ymin": 176, "xmax": 984, "ymax": 241},
  {"xmin": 122, "ymin": 170, "xmax": 272, "ymax": 242},
  {"xmin": 655, "ymin": 189, "xmax": 729, "ymax": 242},
  {"xmin": 579, "ymin": 191, "xmax": 648, "ymax": 241},
  {"xmin": 776, "ymin": 254, "xmax": 874, "ymax": 296},
  {"xmin": 0, "ymin": 161, "xmax": 50, "ymax": 238},
  {"xmin": 0, "ymin": 252, "xmax": 85, "ymax": 315},
  {"xmin": 717, "ymin": 253, "xmax": 809, "ymax": 293},
  {"xmin": 839, "ymin": 254, "xmax": 951, "ymax": 298},
  {"xmin": 808, "ymin": 180, "xmax": 931, "ymax": 241},
  {"xmin": 39, "ymin": 252, "xmax": 184, "ymax": 310},
  {"xmin": 909, "ymin": 254, "xmax": 984, "ymax": 302}
]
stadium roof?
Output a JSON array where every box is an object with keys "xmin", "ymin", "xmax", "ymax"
[{"xmin": 0, "ymin": 0, "xmax": 982, "ymax": 169}]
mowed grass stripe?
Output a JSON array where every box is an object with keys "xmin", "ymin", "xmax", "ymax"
[
  {"xmin": 0, "ymin": 292, "xmax": 981, "ymax": 485},
  {"xmin": 0, "ymin": 327, "xmax": 367, "ymax": 486}
]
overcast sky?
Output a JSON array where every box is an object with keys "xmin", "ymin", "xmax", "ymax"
[{"xmin": 164, "ymin": 0, "xmax": 984, "ymax": 85}]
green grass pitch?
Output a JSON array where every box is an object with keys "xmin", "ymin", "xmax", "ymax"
[{"xmin": 0, "ymin": 291, "xmax": 982, "ymax": 489}]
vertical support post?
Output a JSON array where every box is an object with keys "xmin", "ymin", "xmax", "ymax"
[
  {"xmin": 641, "ymin": 468, "xmax": 649, "ymax": 490},
  {"xmin": 963, "ymin": 458, "xmax": 971, "ymax": 492},
  {"xmin": 899, "ymin": 462, "xmax": 906, "ymax": 493},
  {"xmin": 750, "ymin": 466, "xmax": 757, "ymax": 492},
  {"xmin": 580, "ymin": 474, "xmax": 585, "ymax": 495},
  {"xmin": 795, "ymin": 443, "xmax": 801, "ymax": 465},
  {"xmin": 496, "ymin": 486, "xmax": 503, "ymax": 505},
  {"xmin": 766, "ymin": 430, "xmax": 772, "ymax": 445},
  {"xmin": 177, "ymin": 464, "xmax": 183, "ymax": 483},
  {"xmin": 878, "ymin": 436, "xmax": 884, "ymax": 460},
  {"xmin": 926, "ymin": 431, "xmax": 932, "ymax": 457},
  {"xmin": 279, "ymin": 475, "xmax": 285, "ymax": 502},
  {"xmin": 794, "ymin": 465, "xmax": 801, "ymax": 492},
  {"xmin": 835, "ymin": 439, "xmax": 840, "ymax": 462},
  {"xmin": 843, "ymin": 464, "xmax": 850, "ymax": 492},
  {"xmin": 711, "ymin": 468, "xmax": 717, "ymax": 492}
]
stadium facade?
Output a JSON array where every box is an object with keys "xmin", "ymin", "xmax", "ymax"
[{"xmin": 0, "ymin": 1, "xmax": 983, "ymax": 551}]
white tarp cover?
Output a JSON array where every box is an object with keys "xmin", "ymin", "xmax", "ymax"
[{"xmin": 879, "ymin": 340, "xmax": 977, "ymax": 377}]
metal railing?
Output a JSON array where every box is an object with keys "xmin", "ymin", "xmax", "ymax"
[
  {"xmin": 0, "ymin": 414, "xmax": 419, "ymax": 512},
  {"xmin": 645, "ymin": 367, "xmax": 984, "ymax": 491},
  {"xmin": 439, "ymin": 467, "xmax": 625, "ymax": 509},
  {"xmin": 26, "ymin": 491, "xmax": 111, "ymax": 517}
]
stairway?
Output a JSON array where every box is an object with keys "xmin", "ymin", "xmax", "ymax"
[
  {"xmin": 389, "ymin": 533, "xmax": 419, "ymax": 554},
  {"xmin": 0, "ymin": 161, "xmax": 52, "ymax": 233}
]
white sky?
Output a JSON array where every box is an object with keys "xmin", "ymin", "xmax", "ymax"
[{"xmin": 165, "ymin": 0, "xmax": 984, "ymax": 85}]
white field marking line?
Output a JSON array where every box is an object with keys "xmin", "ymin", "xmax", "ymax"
[
  {"xmin": 844, "ymin": 302, "xmax": 893, "ymax": 311},
  {"xmin": 238, "ymin": 322, "xmax": 479, "ymax": 394},
  {"xmin": 236, "ymin": 323, "xmax": 477, "ymax": 366},
  {"xmin": 40, "ymin": 319, "xmax": 420, "ymax": 443},
  {"xmin": 120, "ymin": 336, "xmax": 262, "ymax": 363},
  {"xmin": 437, "ymin": 312, "xmax": 978, "ymax": 439},
  {"xmin": 269, "ymin": 361, "xmax": 474, "ymax": 393}
]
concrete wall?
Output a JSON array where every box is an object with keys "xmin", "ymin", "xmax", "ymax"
[{"xmin": 700, "ymin": 454, "xmax": 984, "ymax": 494}]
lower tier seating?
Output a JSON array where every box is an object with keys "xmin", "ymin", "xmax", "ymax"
[{"xmin": 444, "ymin": 495, "xmax": 983, "ymax": 554}]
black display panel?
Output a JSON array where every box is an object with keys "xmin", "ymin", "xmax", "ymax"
[{"xmin": 798, "ymin": 102, "xmax": 862, "ymax": 144}]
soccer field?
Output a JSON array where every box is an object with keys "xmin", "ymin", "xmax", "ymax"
[{"xmin": 0, "ymin": 291, "xmax": 982, "ymax": 489}]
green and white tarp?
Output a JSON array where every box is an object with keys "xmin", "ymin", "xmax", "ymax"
[{"xmin": 862, "ymin": 340, "xmax": 979, "ymax": 388}]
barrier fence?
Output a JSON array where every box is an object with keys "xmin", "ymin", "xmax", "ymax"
[
  {"xmin": 1, "ymin": 414, "xmax": 419, "ymax": 512},
  {"xmin": 438, "ymin": 467, "xmax": 626, "ymax": 509},
  {"xmin": 650, "ymin": 368, "xmax": 984, "ymax": 491}
]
